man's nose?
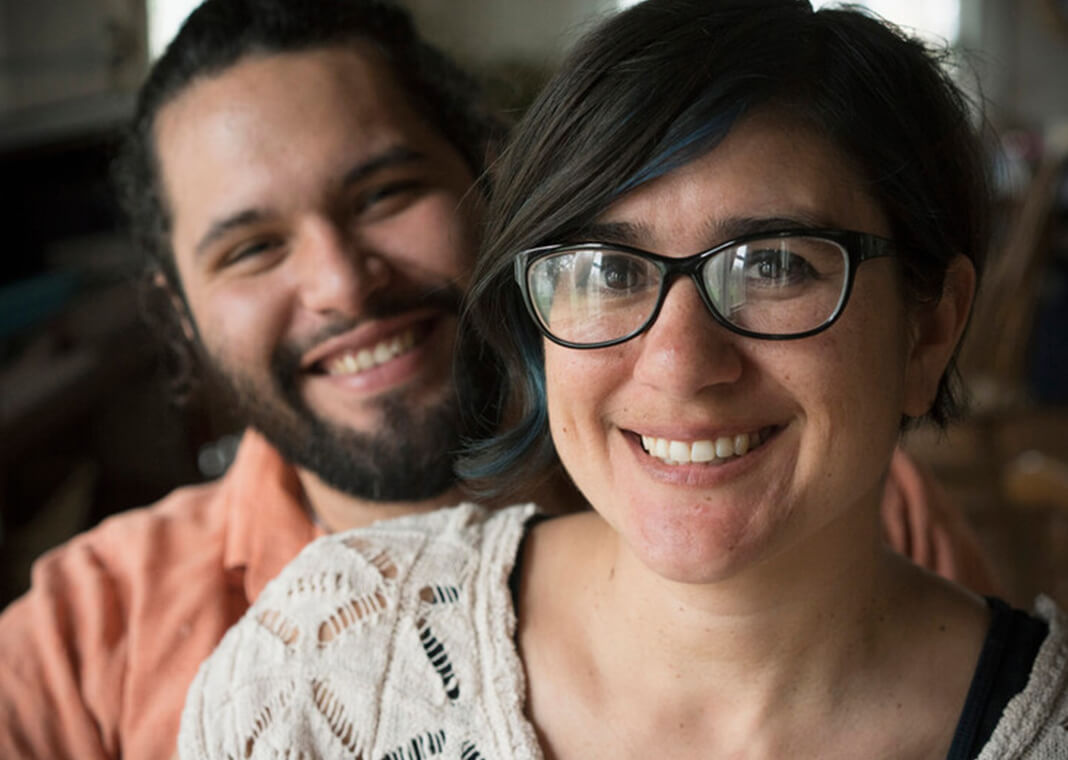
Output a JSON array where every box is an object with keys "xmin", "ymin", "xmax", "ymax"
[
  {"xmin": 293, "ymin": 217, "xmax": 390, "ymax": 316},
  {"xmin": 631, "ymin": 279, "xmax": 744, "ymax": 398}
]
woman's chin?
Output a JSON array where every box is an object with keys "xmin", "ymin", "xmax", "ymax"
[{"xmin": 621, "ymin": 507, "xmax": 771, "ymax": 586}]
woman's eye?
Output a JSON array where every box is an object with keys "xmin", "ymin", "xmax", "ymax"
[
  {"xmin": 745, "ymin": 250, "xmax": 816, "ymax": 284},
  {"xmin": 595, "ymin": 255, "xmax": 648, "ymax": 291}
]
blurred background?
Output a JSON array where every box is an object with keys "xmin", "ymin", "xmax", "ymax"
[{"xmin": 0, "ymin": 0, "xmax": 1066, "ymax": 609}]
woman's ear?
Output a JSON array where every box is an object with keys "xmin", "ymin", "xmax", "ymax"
[{"xmin": 902, "ymin": 255, "xmax": 976, "ymax": 417}]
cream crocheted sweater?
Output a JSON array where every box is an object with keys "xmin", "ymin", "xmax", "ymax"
[{"xmin": 179, "ymin": 504, "xmax": 1068, "ymax": 759}]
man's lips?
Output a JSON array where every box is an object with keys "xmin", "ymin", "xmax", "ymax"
[
  {"xmin": 299, "ymin": 310, "xmax": 445, "ymax": 375},
  {"xmin": 320, "ymin": 327, "xmax": 419, "ymax": 376}
]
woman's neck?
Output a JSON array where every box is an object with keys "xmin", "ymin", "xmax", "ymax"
[
  {"xmin": 588, "ymin": 505, "xmax": 896, "ymax": 699},
  {"xmin": 517, "ymin": 506, "xmax": 987, "ymax": 758}
]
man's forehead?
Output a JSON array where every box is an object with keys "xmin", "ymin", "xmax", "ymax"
[
  {"xmin": 154, "ymin": 45, "xmax": 433, "ymax": 153},
  {"xmin": 152, "ymin": 44, "xmax": 470, "ymax": 247}
]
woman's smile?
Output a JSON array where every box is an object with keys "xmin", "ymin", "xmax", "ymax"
[
  {"xmin": 618, "ymin": 423, "xmax": 786, "ymax": 494},
  {"xmin": 635, "ymin": 425, "xmax": 778, "ymax": 465}
]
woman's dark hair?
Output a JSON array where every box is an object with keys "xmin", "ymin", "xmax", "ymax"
[
  {"xmin": 460, "ymin": 0, "xmax": 991, "ymax": 494},
  {"xmin": 113, "ymin": 0, "xmax": 502, "ymax": 398}
]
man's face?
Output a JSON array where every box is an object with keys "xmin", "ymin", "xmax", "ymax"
[{"xmin": 155, "ymin": 46, "xmax": 482, "ymax": 500}]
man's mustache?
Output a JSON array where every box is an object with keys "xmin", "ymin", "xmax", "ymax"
[{"xmin": 271, "ymin": 283, "xmax": 465, "ymax": 383}]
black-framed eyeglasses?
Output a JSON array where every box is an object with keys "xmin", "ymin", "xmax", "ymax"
[{"xmin": 514, "ymin": 228, "xmax": 897, "ymax": 348}]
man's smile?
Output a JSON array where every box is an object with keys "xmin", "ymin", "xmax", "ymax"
[{"xmin": 320, "ymin": 326, "xmax": 419, "ymax": 376}]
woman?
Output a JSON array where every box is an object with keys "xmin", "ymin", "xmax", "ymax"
[{"xmin": 180, "ymin": 2, "xmax": 1067, "ymax": 758}]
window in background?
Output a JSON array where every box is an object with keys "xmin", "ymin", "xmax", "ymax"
[
  {"xmin": 812, "ymin": 0, "xmax": 960, "ymax": 45},
  {"xmin": 148, "ymin": 0, "xmax": 201, "ymax": 60},
  {"xmin": 615, "ymin": 1, "xmax": 961, "ymax": 46}
]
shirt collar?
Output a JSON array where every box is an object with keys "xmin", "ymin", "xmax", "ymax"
[{"xmin": 221, "ymin": 429, "xmax": 326, "ymax": 602}]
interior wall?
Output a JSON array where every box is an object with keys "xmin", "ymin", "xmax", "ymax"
[
  {"xmin": 1013, "ymin": 0, "xmax": 1068, "ymax": 129},
  {"xmin": 5, "ymin": 0, "xmax": 110, "ymax": 109},
  {"xmin": 404, "ymin": 0, "xmax": 1068, "ymax": 131},
  {"xmin": 0, "ymin": 2, "xmax": 9, "ymax": 110},
  {"xmin": 0, "ymin": 0, "xmax": 142, "ymax": 113},
  {"xmin": 967, "ymin": 0, "xmax": 1068, "ymax": 130},
  {"xmin": 402, "ymin": 0, "xmax": 617, "ymax": 68}
]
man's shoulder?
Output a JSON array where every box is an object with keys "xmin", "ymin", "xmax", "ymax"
[
  {"xmin": 36, "ymin": 478, "xmax": 228, "ymax": 573},
  {"xmin": 0, "ymin": 478, "xmax": 237, "ymax": 627},
  {"xmin": 0, "ymin": 478, "xmax": 252, "ymax": 760}
]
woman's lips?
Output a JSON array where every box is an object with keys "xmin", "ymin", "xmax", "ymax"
[{"xmin": 634, "ymin": 425, "xmax": 781, "ymax": 466}]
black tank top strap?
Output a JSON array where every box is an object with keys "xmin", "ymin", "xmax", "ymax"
[{"xmin": 945, "ymin": 596, "xmax": 1049, "ymax": 759}]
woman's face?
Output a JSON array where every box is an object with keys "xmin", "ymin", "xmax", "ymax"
[{"xmin": 543, "ymin": 110, "xmax": 944, "ymax": 583}]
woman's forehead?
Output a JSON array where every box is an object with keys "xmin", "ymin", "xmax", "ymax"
[{"xmin": 595, "ymin": 110, "xmax": 891, "ymax": 250}]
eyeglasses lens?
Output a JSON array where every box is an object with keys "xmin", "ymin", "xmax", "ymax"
[{"xmin": 527, "ymin": 236, "xmax": 850, "ymax": 344}]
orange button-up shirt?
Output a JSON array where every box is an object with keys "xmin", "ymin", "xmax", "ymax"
[{"xmin": 0, "ymin": 430, "xmax": 324, "ymax": 759}]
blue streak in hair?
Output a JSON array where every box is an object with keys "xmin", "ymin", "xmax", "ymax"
[
  {"xmin": 620, "ymin": 97, "xmax": 749, "ymax": 194},
  {"xmin": 459, "ymin": 322, "xmax": 549, "ymax": 483}
]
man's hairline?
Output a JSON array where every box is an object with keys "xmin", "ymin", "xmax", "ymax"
[{"xmin": 146, "ymin": 39, "xmax": 475, "ymax": 299}]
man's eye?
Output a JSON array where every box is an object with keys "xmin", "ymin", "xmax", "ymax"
[
  {"xmin": 357, "ymin": 180, "xmax": 423, "ymax": 215},
  {"xmin": 220, "ymin": 239, "xmax": 281, "ymax": 269}
]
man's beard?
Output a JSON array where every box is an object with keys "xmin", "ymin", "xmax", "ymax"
[{"xmin": 198, "ymin": 285, "xmax": 492, "ymax": 502}]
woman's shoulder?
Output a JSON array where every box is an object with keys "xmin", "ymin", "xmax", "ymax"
[
  {"xmin": 178, "ymin": 502, "xmax": 540, "ymax": 759},
  {"xmin": 284, "ymin": 501, "xmax": 537, "ymax": 572},
  {"xmin": 977, "ymin": 596, "xmax": 1068, "ymax": 759}
]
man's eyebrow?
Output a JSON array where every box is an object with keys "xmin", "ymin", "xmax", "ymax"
[
  {"xmin": 193, "ymin": 146, "xmax": 428, "ymax": 258},
  {"xmin": 195, "ymin": 208, "xmax": 270, "ymax": 257},
  {"xmin": 340, "ymin": 145, "xmax": 427, "ymax": 187}
]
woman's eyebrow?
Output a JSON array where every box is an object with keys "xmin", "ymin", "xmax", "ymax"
[
  {"xmin": 705, "ymin": 214, "xmax": 829, "ymax": 243},
  {"xmin": 577, "ymin": 220, "xmax": 649, "ymax": 245},
  {"xmin": 579, "ymin": 213, "xmax": 830, "ymax": 249}
]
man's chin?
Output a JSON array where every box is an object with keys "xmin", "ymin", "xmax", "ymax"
[{"xmin": 247, "ymin": 396, "xmax": 461, "ymax": 503}]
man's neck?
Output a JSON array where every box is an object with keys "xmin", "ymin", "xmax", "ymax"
[
  {"xmin": 297, "ymin": 461, "xmax": 588, "ymax": 532},
  {"xmin": 296, "ymin": 468, "xmax": 469, "ymax": 533}
]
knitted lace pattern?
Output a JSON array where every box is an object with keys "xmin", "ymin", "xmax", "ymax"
[
  {"xmin": 179, "ymin": 503, "xmax": 542, "ymax": 760},
  {"xmin": 179, "ymin": 502, "xmax": 1068, "ymax": 759}
]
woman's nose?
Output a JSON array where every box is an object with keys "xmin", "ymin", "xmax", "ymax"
[
  {"xmin": 293, "ymin": 218, "xmax": 390, "ymax": 317},
  {"xmin": 631, "ymin": 278, "xmax": 744, "ymax": 397}
]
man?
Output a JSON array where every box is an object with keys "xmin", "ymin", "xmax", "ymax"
[{"xmin": 0, "ymin": 1, "xmax": 550, "ymax": 757}]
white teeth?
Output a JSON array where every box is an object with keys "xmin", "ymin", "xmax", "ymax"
[
  {"xmin": 639, "ymin": 430, "xmax": 765, "ymax": 466},
  {"xmin": 653, "ymin": 438, "xmax": 669, "ymax": 459},
  {"xmin": 325, "ymin": 328, "xmax": 417, "ymax": 376},
  {"xmin": 691, "ymin": 440, "xmax": 716, "ymax": 463}
]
